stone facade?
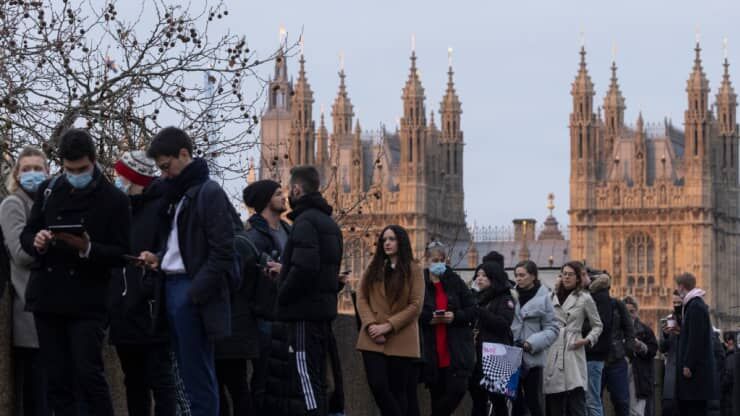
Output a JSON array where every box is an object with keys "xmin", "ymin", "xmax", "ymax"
[
  {"xmin": 568, "ymin": 43, "xmax": 740, "ymax": 330},
  {"xmin": 258, "ymin": 48, "xmax": 470, "ymax": 313}
]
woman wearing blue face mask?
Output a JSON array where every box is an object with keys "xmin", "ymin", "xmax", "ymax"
[
  {"xmin": 419, "ymin": 241, "xmax": 476, "ymax": 416},
  {"xmin": 0, "ymin": 145, "xmax": 50, "ymax": 415}
]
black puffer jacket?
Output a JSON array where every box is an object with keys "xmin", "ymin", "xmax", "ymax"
[
  {"xmin": 628, "ymin": 318, "xmax": 657, "ymax": 398},
  {"xmin": 260, "ymin": 321, "xmax": 308, "ymax": 415},
  {"xmin": 474, "ymin": 262, "xmax": 516, "ymax": 347},
  {"xmin": 420, "ymin": 267, "xmax": 476, "ymax": 382},
  {"xmin": 21, "ymin": 168, "xmax": 131, "ymax": 318},
  {"xmin": 583, "ymin": 276, "xmax": 614, "ymax": 361},
  {"xmin": 109, "ymin": 181, "xmax": 168, "ymax": 345},
  {"xmin": 276, "ymin": 192, "xmax": 343, "ymax": 322},
  {"xmin": 245, "ymin": 213, "xmax": 291, "ymax": 321}
]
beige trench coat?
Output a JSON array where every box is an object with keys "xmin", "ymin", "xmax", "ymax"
[{"xmin": 544, "ymin": 289, "xmax": 603, "ymax": 395}]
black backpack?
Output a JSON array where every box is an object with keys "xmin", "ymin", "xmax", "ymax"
[{"xmin": 188, "ymin": 180, "xmax": 261, "ymax": 294}]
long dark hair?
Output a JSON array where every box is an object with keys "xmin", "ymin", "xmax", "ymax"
[
  {"xmin": 557, "ymin": 261, "xmax": 585, "ymax": 300},
  {"xmin": 362, "ymin": 225, "xmax": 414, "ymax": 306}
]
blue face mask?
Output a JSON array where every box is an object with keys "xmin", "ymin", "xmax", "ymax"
[
  {"xmin": 114, "ymin": 177, "xmax": 130, "ymax": 194},
  {"xmin": 19, "ymin": 171, "xmax": 47, "ymax": 192},
  {"xmin": 429, "ymin": 262, "xmax": 447, "ymax": 276},
  {"xmin": 66, "ymin": 170, "xmax": 93, "ymax": 189}
]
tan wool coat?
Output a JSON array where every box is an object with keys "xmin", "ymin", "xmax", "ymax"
[{"xmin": 355, "ymin": 262, "xmax": 424, "ymax": 358}]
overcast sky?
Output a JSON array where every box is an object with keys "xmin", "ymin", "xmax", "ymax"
[{"xmin": 129, "ymin": 0, "xmax": 740, "ymax": 228}]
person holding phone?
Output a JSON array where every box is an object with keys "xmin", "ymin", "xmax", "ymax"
[
  {"xmin": 225, "ymin": 179, "xmax": 290, "ymax": 415},
  {"xmin": 108, "ymin": 151, "xmax": 179, "ymax": 416},
  {"xmin": 0, "ymin": 146, "xmax": 50, "ymax": 415},
  {"xmin": 20, "ymin": 129, "xmax": 132, "ymax": 415},
  {"xmin": 419, "ymin": 241, "xmax": 475, "ymax": 416},
  {"xmin": 356, "ymin": 225, "xmax": 424, "ymax": 416}
]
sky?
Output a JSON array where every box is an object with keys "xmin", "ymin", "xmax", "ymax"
[{"xmin": 126, "ymin": 0, "xmax": 740, "ymax": 228}]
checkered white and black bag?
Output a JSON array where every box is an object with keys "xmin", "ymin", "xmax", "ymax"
[{"xmin": 479, "ymin": 342, "xmax": 523, "ymax": 399}]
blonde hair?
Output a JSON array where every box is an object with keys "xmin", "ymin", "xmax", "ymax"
[{"xmin": 6, "ymin": 146, "xmax": 47, "ymax": 193}]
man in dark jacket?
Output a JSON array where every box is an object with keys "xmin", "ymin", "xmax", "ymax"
[
  {"xmin": 109, "ymin": 151, "xmax": 177, "ymax": 416},
  {"xmin": 624, "ymin": 296, "xmax": 657, "ymax": 416},
  {"xmin": 140, "ymin": 127, "xmax": 236, "ymax": 416},
  {"xmin": 660, "ymin": 291, "xmax": 683, "ymax": 416},
  {"xmin": 215, "ymin": 179, "xmax": 290, "ymax": 415},
  {"xmin": 675, "ymin": 273, "xmax": 717, "ymax": 416},
  {"xmin": 582, "ymin": 270, "xmax": 635, "ymax": 416},
  {"xmin": 21, "ymin": 129, "xmax": 131, "ymax": 415},
  {"xmin": 264, "ymin": 165, "xmax": 343, "ymax": 416}
]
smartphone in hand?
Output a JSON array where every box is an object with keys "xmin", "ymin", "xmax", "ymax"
[{"xmin": 122, "ymin": 254, "xmax": 145, "ymax": 266}]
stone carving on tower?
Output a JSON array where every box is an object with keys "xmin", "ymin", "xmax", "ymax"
[{"xmin": 568, "ymin": 41, "xmax": 740, "ymax": 330}]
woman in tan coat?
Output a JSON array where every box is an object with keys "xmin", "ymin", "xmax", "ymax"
[
  {"xmin": 544, "ymin": 261, "xmax": 603, "ymax": 416},
  {"xmin": 356, "ymin": 224, "xmax": 424, "ymax": 416}
]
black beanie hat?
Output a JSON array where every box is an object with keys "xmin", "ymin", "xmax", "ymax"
[{"xmin": 243, "ymin": 180, "xmax": 281, "ymax": 213}]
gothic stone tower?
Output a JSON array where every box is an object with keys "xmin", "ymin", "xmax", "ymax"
[
  {"xmin": 259, "ymin": 49, "xmax": 295, "ymax": 185},
  {"xmin": 258, "ymin": 47, "xmax": 470, "ymax": 312},
  {"xmin": 568, "ymin": 43, "xmax": 740, "ymax": 330}
]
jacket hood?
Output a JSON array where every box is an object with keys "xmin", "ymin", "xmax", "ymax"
[
  {"xmin": 589, "ymin": 274, "xmax": 610, "ymax": 293},
  {"xmin": 248, "ymin": 213, "xmax": 270, "ymax": 232},
  {"xmin": 287, "ymin": 191, "xmax": 333, "ymax": 220}
]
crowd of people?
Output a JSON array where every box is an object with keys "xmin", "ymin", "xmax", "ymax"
[{"xmin": 0, "ymin": 127, "xmax": 738, "ymax": 416}]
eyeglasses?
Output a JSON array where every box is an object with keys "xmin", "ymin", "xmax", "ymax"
[
  {"xmin": 514, "ymin": 273, "xmax": 528, "ymax": 278},
  {"xmin": 561, "ymin": 272, "xmax": 577, "ymax": 277}
]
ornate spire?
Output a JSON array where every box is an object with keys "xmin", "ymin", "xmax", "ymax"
[
  {"xmin": 440, "ymin": 57, "xmax": 462, "ymax": 143},
  {"xmin": 331, "ymin": 67, "xmax": 354, "ymax": 136},
  {"xmin": 717, "ymin": 49, "xmax": 737, "ymax": 137},
  {"xmin": 292, "ymin": 54, "xmax": 313, "ymax": 117},
  {"xmin": 572, "ymin": 46, "xmax": 595, "ymax": 96},
  {"xmin": 687, "ymin": 41, "xmax": 710, "ymax": 94},
  {"xmin": 316, "ymin": 107, "xmax": 329, "ymax": 166},
  {"xmin": 403, "ymin": 51, "xmax": 425, "ymax": 101},
  {"xmin": 441, "ymin": 64, "xmax": 462, "ymax": 115},
  {"xmin": 604, "ymin": 60, "xmax": 625, "ymax": 112},
  {"xmin": 538, "ymin": 193, "xmax": 565, "ymax": 241},
  {"xmin": 717, "ymin": 56, "xmax": 736, "ymax": 104}
]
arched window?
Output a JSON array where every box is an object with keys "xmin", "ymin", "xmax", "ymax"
[{"xmin": 626, "ymin": 232, "xmax": 655, "ymax": 291}]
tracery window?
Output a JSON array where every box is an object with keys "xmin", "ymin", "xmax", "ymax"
[{"xmin": 626, "ymin": 232, "xmax": 655, "ymax": 289}]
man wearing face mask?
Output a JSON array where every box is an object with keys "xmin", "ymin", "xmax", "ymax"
[
  {"xmin": 1, "ymin": 145, "xmax": 50, "ymax": 415},
  {"xmin": 20, "ymin": 129, "xmax": 132, "ymax": 416},
  {"xmin": 108, "ymin": 150, "xmax": 179, "ymax": 416}
]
